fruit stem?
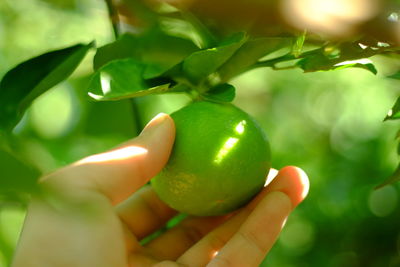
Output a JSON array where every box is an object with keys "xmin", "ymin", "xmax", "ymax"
[{"xmin": 187, "ymin": 88, "xmax": 201, "ymax": 101}]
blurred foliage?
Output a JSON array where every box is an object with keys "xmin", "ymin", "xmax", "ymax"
[
  {"xmin": 1, "ymin": 0, "xmax": 400, "ymax": 266},
  {"xmin": 0, "ymin": 42, "xmax": 93, "ymax": 130},
  {"xmin": 232, "ymin": 68, "xmax": 400, "ymax": 266}
]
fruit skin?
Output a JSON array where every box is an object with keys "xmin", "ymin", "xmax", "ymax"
[{"xmin": 151, "ymin": 101, "xmax": 271, "ymax": 216}]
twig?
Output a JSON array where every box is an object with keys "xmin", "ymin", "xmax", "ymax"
[
  {"xmin": 104, "ymin": 0, "xmax": 143, "ymax": 134},
  {"xmin": 104, "ymin": 0, "xmax": 120, "ymax": 39}
]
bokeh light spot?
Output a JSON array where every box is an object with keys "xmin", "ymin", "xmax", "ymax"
[
  {"xmin": 30, "ymin": 84, "xmax": 77, "ymax": 139},
  {"xmin": 279, "ymin": 217, "xmax": 315, "ymax": 254},
  {"xmin": 368, "ymin": 185, "xmax": 398, "ymax": 217}
]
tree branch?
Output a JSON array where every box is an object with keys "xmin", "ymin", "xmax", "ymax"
[
  {"xmin": 104, "ymin": 0, "xmax": 143, "ymax": 134},
  {"xmin": 104, "ymin": 0, "xmax": 120, "ymax": 39}
]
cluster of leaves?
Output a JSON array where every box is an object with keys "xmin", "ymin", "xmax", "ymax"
[{"xmin": 1, "ymin": 4, "xmax": 400, "ymax": 189}]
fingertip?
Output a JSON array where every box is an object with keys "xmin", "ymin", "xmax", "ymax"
[
  {"xmin": 60, "ymin": 113, "xmax": 177, "ymax": 205},
  {"xmin": 134, "ymin": 113, "xmax": 176, "ymax": 178},
  {"xmin": 140, "ymin": 113, "xmax": 176, "ymax": 138},
  {"xmin": 291, "ymin": 166, "xmax": 310, "ymax": 201},
  {"xmin": 266, "ymin": 166, "xmax": 310, "ymax": 209}
]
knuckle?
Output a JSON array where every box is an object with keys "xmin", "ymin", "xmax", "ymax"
[
  {"xmin": 207, "ymin": 234, "xmax": 228, "ymax": 253},
  {"xmin": 209, "ymin": 256, "xmax": 233, "ymax": 267},
  {"xmin": 238, "ymin": 230, "xmax": 266, "ymax": 255},
  {"xmin": 153, "ymin": 260, "xmax": 187, "ymax": 267},
  {"xmin": 140, "ymin": 189, "xmax": 168, "ymax": 222},
  {"xmin": 181, "ymin": 225, "xmax": 204, "ymax": 244}
]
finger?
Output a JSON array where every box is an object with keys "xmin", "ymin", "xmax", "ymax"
[
  {"xmin": 177, "ymin": 205, "xmax": 254, "ymax": 266},
  {"xmin": 177, "ymin": 166, "xmax": 309, "ymax": 266},
  {"xmin": 116, "ymin": 185, "xmax": 178, "ymax": 239},
  {"xmin": 43, "ymin": 113, "xmax": 175, "ymax": 205},
  {"xmin": 208, "ymin": 191, "xmax": 291, "ymax": 267},
  {"xmin": 264, "ymin": 166, "xmax": 310, "ymax": 208},
  {"xmin": 243, "ymin": 166, "xmax": 309, "ymax": 213},
  {"xmin": 144, "ymin": 215, "xmax": 230, "ymax": 260}
]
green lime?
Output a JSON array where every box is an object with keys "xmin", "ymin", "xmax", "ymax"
[{"xmin": 152, "ymin": 101, "xmax": 271, "ymax": 216}]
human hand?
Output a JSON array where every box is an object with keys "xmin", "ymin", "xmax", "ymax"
[{"xmin": 12, "ymin": 113, "xmax": 309, "ymax": 267}]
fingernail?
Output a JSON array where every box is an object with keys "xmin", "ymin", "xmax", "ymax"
[{"xmin": 140, "ymin": 113, "xmax": 170, "ymax": 136}]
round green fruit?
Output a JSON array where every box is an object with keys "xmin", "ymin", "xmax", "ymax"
[{"xmin": 151, "ymin": 101, "xmax": 271, "ymax": 216}]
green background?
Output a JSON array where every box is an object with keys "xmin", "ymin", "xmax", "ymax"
[{"xmin": 1, "ymin": 0, "xmax": 399, "ymax": 266}]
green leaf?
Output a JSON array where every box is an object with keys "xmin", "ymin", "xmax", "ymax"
[
  {"xmin": 160, "ymin": 17, "xmax": 207, "ymax": 49},
  {"xmin": 0, "ymin": 42, "xmax": 93, "ymax": 131},
  {"xmin": 93, "ymin": 34, "xmax": 137, "ymax": 70},
  {"xmin": 387, "ymin": 71, "xmax": 400, "ymax": 80},
  {"xmin": 88, "ymin": 59, "xmax": 173, "ymax": 101},
  {"xmin": 384, "ymin": 96, "xmax": 400, "ymax": 121},
  {"xmin": 292, "ymin": 31, "xmax": 306, "ymax": 58},
  {"xmin": 0, "ymin": 228, "xmax": 13, "ymax": 267},
  {"xmin": 182, "ymin": 32, "xmax": 247, "ymax": 84},
  {"xmin": 179, "ymin": 11, "xmax": 217, "ymax": 48},
  {"xmin": 332, "ymin": 59, "xmax": 377, "ymax": 74},
  {"xmin": 298, "ymin": 53, "xmax": 377, "ymax": 74},
  {"xmin": 297, "ymin": 52, "xmax": 330, "ymax": 72},
  {"xmin": 297, "ymin": 42, "xmax": 378, "ymax": 74},
  {"xmin": 202, "ymin": 83, "xmax": 236, "ymax": 103},
  {"xmin": 397, "ymin": 141, "xmax": 400, "ymax": 155},
  {"xmin": 375, "ymin": 163, "xmax": 400, "ymax": 189},
  {"xmin": 218, "ymin": 37, "xmax": 291, "ymax": 81},
  {"xmin": 93, "ymin": 30, "xmax": 198, "ymax": 78},
  {"xmin": 0, "ymin": 148, "xmax": 40, "ymax": 194}
]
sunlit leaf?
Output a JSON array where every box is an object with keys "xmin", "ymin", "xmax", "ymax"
[
  {"xmin": 384, "ymin": 96, "xmax": 400, "ymax": 121},
  {"xmin": 182, "ymin": 32, "xmax": 247, "ymax": 84},
  {"xmin": 218, "ymin": 37, "xmax": 291, "ymax": 81},
  {"xmin": 0, "ymin": 42, "xmax": 93, "ymax": 131},
  {"xmin": 0, "ymin": 228, "xmax": 13, "ymax": 267},
  {"xmin": 295, "ymin": 41, "xmax": 380, "ymax": 74},
  {"xmin": 93, "ymin": 30, "xmax": 198, "ymax": 78},
  {"xmin": 179, "ymin": 11, "xmax": 217, "ymax": 49},
  {"xmin": 88, "ymin": 59, "xmax": 173, "ymax": 101},
  {"xmin": 298, "ymin": 54, "xmax": 377, "ymax": 74},
  {"xmin": 160, "ymin": 17, "xmax": 206, "ymax": 49},
  {"xmin": 333, "ymin": 59, "xmax": 377, "ymax": 74},
  {"xmin": 202, "ymin": 83, "xmax": 235, "ymax": 103}
]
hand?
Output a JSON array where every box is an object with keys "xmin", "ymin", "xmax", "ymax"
[{"xmin": 12, "ymin": 113, "xmax": 309, "ymax": 267}]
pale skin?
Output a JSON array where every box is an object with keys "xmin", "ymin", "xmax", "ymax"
[{"xmin": 12, "ymin": 113, "xmax": 309, "ymax": 267}]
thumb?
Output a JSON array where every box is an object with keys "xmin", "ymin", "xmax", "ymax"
[{"xmin": 47, "ymin": 113, "xmax": 175, "ymax": 205}]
